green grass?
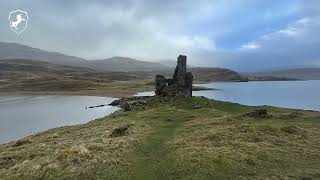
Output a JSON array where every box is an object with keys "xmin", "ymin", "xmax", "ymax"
[
  {"xmin": 127, "ymin": 107, "xmax": 189, "ymax": 179},
  {"xmin": 1, "ymin": 97, "xmax": 320, "ymax": 179}
]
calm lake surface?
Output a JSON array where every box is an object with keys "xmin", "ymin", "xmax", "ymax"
[
  {"xmin": 136, "ymin": 80, "xmax": 320, "ymax": 111},
  {"xmin": 0, "ymin": 96, "xmax": 119, "ymax": 144},
  {"xmin": 2, "ymin": 81, "xmax": 319, "ymax": 144}
]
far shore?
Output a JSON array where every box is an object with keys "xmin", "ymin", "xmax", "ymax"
[
  {"xmin": 0, "ymin": 80, "xmax": 308, "ymax": 98},
  {"xmin": 0, "ymin": 85, "xmax": 217, "ymax": 98},
  {"xmin": 0, "ymin": 90, "xmax": 141, "ymax": 98}
]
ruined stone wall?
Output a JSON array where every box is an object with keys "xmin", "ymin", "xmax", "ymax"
[
  {"xmin": 173, "ymin": 55, "xmax": 187, "ymax": 87},
  {"xmin": 155, "ymin": 55, "xmax": 193, "ymax": 97},
  {"xmin": 155, "ymin": 75, "xmax": 167, "ymax": 96}
]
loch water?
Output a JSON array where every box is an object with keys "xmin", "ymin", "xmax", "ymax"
[
  {"xmin": 0, "ymin": 96, "xmax": 119, "ymax": 144},
  {"xmin": 136, "ymin": 80, "xmax": 320, "ymax": 111}
]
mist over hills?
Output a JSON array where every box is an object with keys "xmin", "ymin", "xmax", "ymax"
[{"xmin": 0, "ymin": 42, "xmax": 169, "ymax": 72}]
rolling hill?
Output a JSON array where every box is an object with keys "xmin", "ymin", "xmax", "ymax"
[
  {"xmin": 0, "ymin": 42, "xmax": 248, "ymax": 83},
  {"xmin": 0, "ymin": 59, "xmax": 146, "ymax": 94},
  {"xmin": 6, "ymin": 42, "xmax": 303, "ymax": 84},
  {"xmin": 0, "ymin": 59, "xmax": 249, "ymax": 95},
  {"xmin": 0, "ymin": 42, "xmax": 91, "ymax": 68},
  {"xmin": 190, "ymin": 67, "xmax": 247, "ymax": 82},
  {"xmin": 1, "ymin": 42, "xmax": 319, "ymax": 81},
  {"xmin": 0, "ymin": 42, "xmax": 169, "ymax": 72}
]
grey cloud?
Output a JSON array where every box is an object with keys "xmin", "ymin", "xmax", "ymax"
[
  {"xmin": 0, "ymin": 0, "xmax": 215, "ymax": 59},
  {"xmin": 0, "ymin": 0, "xmax": 319, "ymax": 72}
]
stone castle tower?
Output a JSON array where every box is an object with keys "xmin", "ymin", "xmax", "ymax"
[{"xmin": 155, "ymin": 55, "xmax": 193, "ymax": 97}]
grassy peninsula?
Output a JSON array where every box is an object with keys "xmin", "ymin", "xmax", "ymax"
[{"xmin": 1, "ymin": 96, "xmax": 320, "ymax": 179}]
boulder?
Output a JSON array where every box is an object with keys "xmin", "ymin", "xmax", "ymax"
[
  {"xmin": 244, "ymin": 109, "xmax": 269, "ymax": 118},
  {"xmin": 108, "ymin": 99, "xmax": 121, "ymax": 106},
  {"xmin": 120, "ymin": 102, "xmax": 131, "ymax": 112},
  {"xmin": 109, "ymin": 125, "xmax": 129, "ymax": 138}
]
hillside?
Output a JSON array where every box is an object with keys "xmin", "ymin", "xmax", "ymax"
[
  {"xmin": 0, "ymin": 42, "xmax": 91, "ymax": 68},
  {"xmin": 0, "ymin": 42, "xmax": 245, "ymax": 77},
  {"xmin": 0, "ymin": 42, "xmax": 169, "ymax": 72},
  {"xmin": 0, "ymin": 59, "xmax": 152, "ymax": 96},
  {"xmin": 1, "ymin": 96, "xmax": 319, "ymax": 179},
  {"xmin": 0, "ymin": 59, "xmax": 247, "ymax": 96},
  {"xmin": 2, "ymin": 42, "xmax": 301, "ymax": 87},
  {"xmin": 250, "ymin": 68, "xmax": 320, "ymax": 80},
  {"xmin": 125, "ymin": 67, "xmax": 246, "ymax": 83},
  {"xmin": 0, "ymin": 42, "xmax": 263, "ymax": 82},
  {"xmin": 190, "ymin": 67, "xmax": 247, "ymax": 82}
]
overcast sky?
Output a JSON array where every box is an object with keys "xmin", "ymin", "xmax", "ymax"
[{"xmin": 0, "ymin": 0, "xmax": 319, "ymax": 71}]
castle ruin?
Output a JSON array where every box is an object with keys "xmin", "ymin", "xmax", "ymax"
[{"xmin": 155, "ymin": 55, "xmax": 193, "ymax": 97}]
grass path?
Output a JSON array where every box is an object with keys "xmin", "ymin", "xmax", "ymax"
[{"xmin": 128, "ymin": 109, "xmax": 187, "ymax": 180}]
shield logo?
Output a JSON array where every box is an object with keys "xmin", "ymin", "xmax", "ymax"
[{"xmin": 8, "ymin": 10, "xmax": 29, "ymax": 35}]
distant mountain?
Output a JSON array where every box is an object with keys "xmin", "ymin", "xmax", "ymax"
[
  {"xmin": 0, "ymin": 42, "xmax": 243, "ymax": 75},
  {"xmin": 0, "ymin": 42, "xmax": 91, "ymax": 68},
  {"xmin": 250, "ymin": 68, "xmax": 320, "ymax": 80},
  {"xmin": 91, "ymin": 57, "xmax": 170, "ymax": 72},
  {"xmin": 0, "ymin": 42, "xmax": 172, "ymax": 72}
]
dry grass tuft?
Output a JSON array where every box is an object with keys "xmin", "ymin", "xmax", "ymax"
[{"xmin": 12, "ymin": 139, "xmax": 32, "ymax": 147}]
